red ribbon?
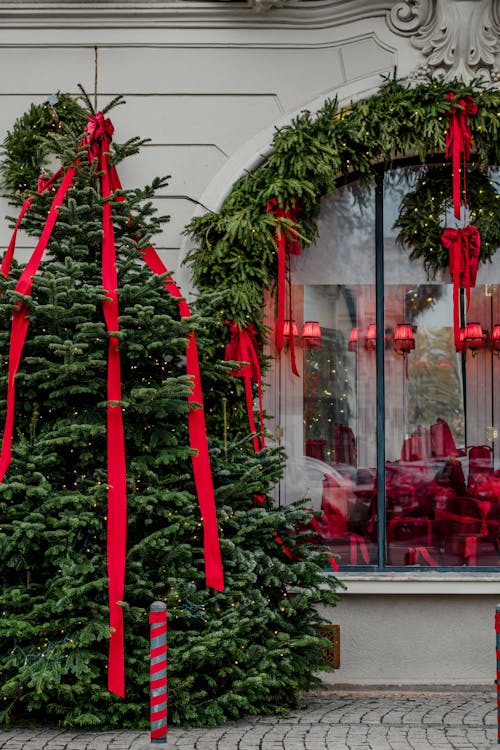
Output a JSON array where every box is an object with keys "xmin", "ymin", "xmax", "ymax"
[
  {"xmin": 272, "ymin": 530, "xmax": 294, "ymax": 560},
  {"xmin": 139, "ymin": 245, "xmax": 224, "ymax": 596},
  {"xmin": 224, "ymin": 323, "xmax": 265, "ymax": 452},
  {"xmin": 309, "ymin": 516, "xmax": 339, "ymax": 571},
  {"xmin": 441, "ymin": 225, "xmax": 481, "ymax": 350},
  {"xmin": 83, "ymin": 114, "xmax": 129, "ymax": 698},
  {"xmin": 348, "ymin": 533, "xmax": 370, "ymax": 565},
  {"xmin": 464, "ymin": 536, "xmax": 478, "ymax": 566},
  {"xmin": 266, "ymin": 198, "xmax": 300, "ymax": 376},
  {"xmin": 0, "ymin": 167, "xmax": 77, "ymax": 483},
  {"xmin": 445, "ymin": 93, "xmax": 478, "ymax": 220},
  {"xmin": 407, "ymin": 546, "xmax": 438, "ymax": 566}
]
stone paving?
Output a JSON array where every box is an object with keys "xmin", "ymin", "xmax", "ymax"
[{"xmin": 0, "ymin": 690, "xmax": 498, "ymax": 750}]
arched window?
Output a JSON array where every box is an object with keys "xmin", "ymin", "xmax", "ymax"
[{"xmin": 276, "ymin": 163, "xmax": 500, "ymax": 569}]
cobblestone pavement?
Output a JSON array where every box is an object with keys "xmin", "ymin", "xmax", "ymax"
[{"xmin": 1, "ymin": 690, "xmax": 498, "ymax": 750}]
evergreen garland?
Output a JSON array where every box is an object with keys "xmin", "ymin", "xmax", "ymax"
[{"xmin": 185, "ymin": 75, "xmax": 500, "ymax": 335}]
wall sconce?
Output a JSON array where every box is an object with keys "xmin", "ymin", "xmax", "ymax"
[
  {"xmin": 348, "ymin": 327, "xmax": 358, "ymax": 352},
  {"xmin": 462, "ymin": 322, "xmax": 487, "ymax": 356},
  {"xmin": 490, "ymin": 324, "xmax": 500, "ymax": 355},
  {"xmin": 364, "ymin": 323, "xmax": 377, "ymax": 351},
  {"xmin": 283, "ymin": 320, "xmax": 298, "ymax": 351},
  {"xmin": 301, "ymin": 321, "xmax": 322, "ymax": 349},
  {"xmin": 283, "ymin": 320, "xmax": 298, "ymax": 342},
  {"xmin": 393, "ymin": 323, "xmax": 415, "ymax": 357}
]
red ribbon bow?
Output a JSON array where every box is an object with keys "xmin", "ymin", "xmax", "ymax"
[
  {"xmin": 83, "ymin": 112, "xmax": 115, "ymax": 161},
  {"xmin": 224, "ymin": 323, "xmax": 265, "ymax": 453},
  {"xmin": 266, "ymin": 198, "xmax": 300, "ymax": 376},
  {"xmin": 441, "ymin": 225, "xmax": 481, "ymax": 349},
  {"xmin": 0, "ymin": 112, "xmax": 224, "ymax": 699},
  {"xmin": 445, "ymin": 93, "xmax": 478, "ymax": 220}
]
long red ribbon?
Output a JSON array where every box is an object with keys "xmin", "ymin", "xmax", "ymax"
[
  {"xmin": 83, "ymin": 114, "xmax": 128, "ymax": 697},
  {"xmin": 139, "ymin": 245, "xmax": 224, "ymax": 594},
  {"xmin": 441, "ymin": 225, "xmax": 481, "ymax": 350},
  {"xmin": 266, "ymin": 198, "xmax": 300, "ymax": 376},
  {"xmin": 224, "ymin": 323, "xmax": 265, "ymax": 452},
  {"xmin": 445, "ymin": 93, "xmax": 478, "ymax": 220},
  {"xmin": 0, "ymin": 167, "xmax": 77, "ymax": 483}
]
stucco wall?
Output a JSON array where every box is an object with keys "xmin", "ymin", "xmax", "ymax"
[
  {"xmin": 319, "ymin": 579, "xmax": 500, "ymax": 687},
  {"xmin": 0, "ymin": 2, "xmax": 420, "ymax": 273}
]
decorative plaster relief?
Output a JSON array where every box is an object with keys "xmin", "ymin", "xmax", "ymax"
[
  {"xmin": 388, "ymin": 0, "xmax": 500, "ymax": 82},
  {"xmin": 247, "ymin": 0, "xmax": 291, "ymax": 10}
]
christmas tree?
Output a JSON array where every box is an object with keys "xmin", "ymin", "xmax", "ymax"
[{"xmin": 0, "ymin": 94, "xmax": 341, "ymax": 729}]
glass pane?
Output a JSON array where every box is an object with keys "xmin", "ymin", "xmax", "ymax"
[
  {"xmin": 281, "ymin": 181, "xmax": 378, "ymax": 567},
  {"xmin": 385, "ymin": 166, "xmax": 500, "ymax": 567}
]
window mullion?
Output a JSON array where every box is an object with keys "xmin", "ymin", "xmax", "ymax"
[{"xmin": 375, "ymin": 171, "xmax": 386, "ymax": 569}]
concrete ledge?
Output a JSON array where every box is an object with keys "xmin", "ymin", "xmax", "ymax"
[{"xmin": 336, "ymin": 572, "xmax": 500, "ymax": 595}]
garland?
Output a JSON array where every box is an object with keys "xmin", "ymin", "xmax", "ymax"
[
  {"xmin": 395, "ymin": 165, "xmax": 500, "ymax": 277},
  {"xmin": 1, "ymin": 93, "xmax": 87, "ymax": 197},
  {"xmin": 185, "ymin": 75, "xmax": 500, "ymax": 336}
]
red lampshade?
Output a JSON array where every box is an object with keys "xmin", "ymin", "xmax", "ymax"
[
  {"xmin": 301, "ymin": 321, "xmax": 322, "ymax": 348},
  {"xmin": 365, "ymin": 323, "xmax": 377, "ymax": 351},
  {"xmin": 393, "ymin": 323, "xmax": 415, "ymax": 354},
  {"xmin": 283, "ymin": 320, "xmax": 298, "ymax": 339},
  {"xmin": 463, "ymin": 322, "xmax": 486, "ymax": 355},
  {"xmin": 491, "ymin": 324, "xmax": 500, "ymax": 353},
  {"xmin": 348, "ymin": 327, "xmax": 358, "ymax": 352}
]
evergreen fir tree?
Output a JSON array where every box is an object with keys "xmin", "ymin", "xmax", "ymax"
[{"xmin": 0, "ymin": 95, "xmax": 341, "ymax": 729}]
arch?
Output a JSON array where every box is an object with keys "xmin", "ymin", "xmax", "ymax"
[{"xmin": 175, "ymin": 72, "xmax": 392, "ymax": 295}]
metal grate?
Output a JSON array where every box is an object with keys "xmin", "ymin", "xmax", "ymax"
[{"xmin": 318, "ymin": 623, "xmax": 340, "ymax": 669}]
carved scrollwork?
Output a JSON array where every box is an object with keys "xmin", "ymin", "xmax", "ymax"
[
  {"xmin": 247, "ymin": 0, "xmax": 291, "ymax": 10},
  {"xmin": 388, "ymin": 0, "xmax": 500, "ymax": 82},
  {"xmin": 388, "ymin": 0, "xmax": 434, "ymax": 34}
]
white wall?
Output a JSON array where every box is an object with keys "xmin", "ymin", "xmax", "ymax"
[
  {"xmin": 320, "ymin": 585, "xmax": 499, "ymax": 686},
  {"xmin": 0, "ymin": 2, "xmax": 409, "ymax": 272}
]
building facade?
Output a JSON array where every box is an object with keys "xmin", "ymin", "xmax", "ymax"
[{"xmin": 1, "ymin": 0, "xmax": 499, "ymax": 686}]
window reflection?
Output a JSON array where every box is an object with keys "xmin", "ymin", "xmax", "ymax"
[{"xmin": 278, "ymin": 166, "xmax": 500, "ymax": 568}]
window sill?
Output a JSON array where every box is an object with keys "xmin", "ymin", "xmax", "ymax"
[{"xmin": 333, "ymin": 571, "xmax": 500, "ymax": 595}]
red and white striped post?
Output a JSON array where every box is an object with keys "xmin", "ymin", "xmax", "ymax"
[{"xmin": 149, "ymin": 601, "xmax": 168, "ymax": 744}]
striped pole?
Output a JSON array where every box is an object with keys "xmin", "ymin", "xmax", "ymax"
[
  {"xmin": 496, "ymin": 604, "xmax": 500, "ymax": 745},
  {"xmin": 150, "ymin": 601, "xmax": 168, "ymax": 744}
]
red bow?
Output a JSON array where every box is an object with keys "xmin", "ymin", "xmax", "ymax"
[
  {"xmin": 266, "ymin": 198, "xmax": 300, "ymax": 376},
  {"xmin": 445, "ymin": 94, "xmax": 478, "ymax": 220},
  {"xmin": 83, "ymin": 112, "xmax": 115, "ymax": 161},
  {"xmin": 441, "ymin": 225, "xmax": 481, "ymax": 349}
]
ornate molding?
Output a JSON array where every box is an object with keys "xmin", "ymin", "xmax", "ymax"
[
  {"xmin": 0, "ymin": 1, "xmax": 394, "ymax": 30},
  {"xmin": 388, "ymin": 0, "xmax": 500, "ymax": 82},
  {"xmin": 246, "ymin": 0, "xmax": 292, "ymax": 10}
]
